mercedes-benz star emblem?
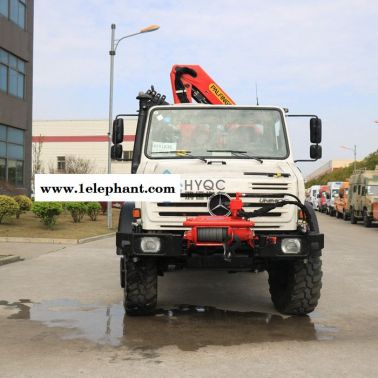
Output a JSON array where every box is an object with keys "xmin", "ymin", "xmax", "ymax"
[{"xmin": 208, "ymin": 193, "xmax": 231, "ymax": 216}]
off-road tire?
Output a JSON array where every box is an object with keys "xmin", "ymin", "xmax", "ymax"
[
  {"xmin": 336, "ymin": 211, "xmax": 341, "ymax": 219},
  {"xmin": 268, "ymin": 255, "xmax": 322, "ymax": 315},
  {"xmin": 350, "ymin": 208, "xmax": 357, "ymax": 224},
  {"xmin": 124, "ymin": 258, "xmax": 157, "ymax": 316},
  {"xmin": 363, "ymin": 209, "xmax": 371, "ymax": 228},
  {"xmin": 343, "ymin": 211, "xmax": 348, "ymax": 221}
]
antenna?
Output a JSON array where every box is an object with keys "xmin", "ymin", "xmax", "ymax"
[{"xmin": 255, "ymin": 82, "xmax": 259, "ymax": 105}]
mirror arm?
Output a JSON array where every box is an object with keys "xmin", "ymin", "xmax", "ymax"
[
  {"xmin": 115, "ymin": 113, "xmax": 138, "ymax": 119},
  {"xmin": 286, "ymin": 114, "xmax": 319, "ymax": 119}
]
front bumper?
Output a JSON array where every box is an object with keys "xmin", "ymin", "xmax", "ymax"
[{"xmin": 116, "ymin": 231, "xmax": 324, "ymax": 259}]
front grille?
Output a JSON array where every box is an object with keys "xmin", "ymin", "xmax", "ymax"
[
  {"xmin": 149, "ymin": 182, "xmax": 295, "ymax": 230},
  {"xmin": 250, "ymin": 183, "xmax": 289, "ymax": 191}
]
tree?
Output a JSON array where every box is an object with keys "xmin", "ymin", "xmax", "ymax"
[
  {"xmin": 49, "ymin": 155, "xmax": 95, "ymax": 174},
  {"xmin": 306, "ymin": 149, "xmax": 378, "ymax": 187},
  {"xmin": 32, "ymin": 135, "xmax": 44, "ymax": 193},
  {"xmin": 65, "ymin": 155, "xmax": 94, "ymax": 174}
]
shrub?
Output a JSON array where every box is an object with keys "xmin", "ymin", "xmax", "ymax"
[
  {"xmin": 65, "ymin": 202, "xmax": 87, "ymax": 223},
  {"xmin": 31, "ymin": 202, "xmax": 63, "ymax": 228},
  {"xmin": 13, "ymin": 195, "xmax": 33, "ymax": 218},
  {"xmin": 0, "ymin": 195, "xmax": 20, "ymax": 224},
  {"xmin": 86, "ymin": 202, "xmax": 101, "ymax": 221}
]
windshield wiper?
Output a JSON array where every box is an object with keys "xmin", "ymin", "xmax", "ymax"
[
  {"xmin": 151, "ymin": 150, "xmax": 207, "ymax": 162},
  {"xmin": 207, "ymin": 150, "xmax": 263, "ymax": 164}
]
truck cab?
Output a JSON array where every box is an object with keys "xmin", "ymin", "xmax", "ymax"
[
  {"xmin": 317, "ymin": 185, "xmax": 329, "ymax": 213},
  {"xmin": 326, "ymin": 181, "xmax": 343, "ymax": 216},
  {"xmin": 349, "ymin": 168, "xmax": 378, "ymax": 227},
  {"xmin": 139, "ymin": 105, "xmax": 300, "ymax": 231},
  {"xmin": 308, "ymin": 185, "xmax": 320, "ymax": 210},
  {"xmin": 334, "ymin": 181, "xmax": 349, "ymax": 220}
]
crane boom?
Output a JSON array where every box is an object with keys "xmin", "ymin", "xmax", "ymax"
[{"xmin": 170, "ymin": 65, "xmax": 235, "ymax": 105}]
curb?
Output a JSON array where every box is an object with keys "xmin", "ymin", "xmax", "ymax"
[
  {"xmin": 0, "ymin": 255, "xmax": 23, "ymax": 266},
  {"xmin": 78, "ymin": 233, "xmax": 116, "ymax": 244},
  {"xmin": 0, "ymin": 233, "xmax": 116, "ymax": 245}
]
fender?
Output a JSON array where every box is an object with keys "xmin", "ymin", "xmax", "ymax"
[
  {"xmin": 118, "ymin": 202, "xmax": 136, "ymax": 233},
  {"xmin": 304, "ymin": 201, "xmax": 319, "ymax": 233}
]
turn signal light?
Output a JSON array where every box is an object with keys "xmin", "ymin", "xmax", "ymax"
[{"xmin": 132, "ymin": 208, "xmax": 141, "ymax": 218}]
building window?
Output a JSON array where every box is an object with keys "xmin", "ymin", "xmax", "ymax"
[
  {"xmin": 0, "ymin": 124, "xmax": 24, "ymax": 185},
  {"xmin": 0, "ymin": 158, "xmax": 5, "ymax": 181},
  {"xmin": 57, "ymin": 156, "xmax": 66, "ymax": 172},
  {"xmin": 0, "ymin": 0, "xmax": 26, "ymax": 30},
  {"xmin": 123, "ymin": 150, "xmax": 133, "ymax": 160},
  {"xmin": 0, "ymin": 48, "xmax": 25, "ymax": 99}
]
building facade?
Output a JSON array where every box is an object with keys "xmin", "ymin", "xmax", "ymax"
[
  {"xmin": 32, "ymin": 119, "xmax": 137, "ymax": 176},
  {"xmin": 0, "ymin": 0, "xmax": 33, "ymax": 193}
]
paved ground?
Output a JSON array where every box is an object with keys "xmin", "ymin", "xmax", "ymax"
[
  {"xmin": 0, "ymin": 241, "xmax": 66, "ymax": 260},
  {"xmin": 0, "ymin": 214, "xmax": 377, "ymax": 377}
]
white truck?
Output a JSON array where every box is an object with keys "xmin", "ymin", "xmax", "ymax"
[
  {"xmin": 113, "ymin": 79, "xmax": 324, "ymax": 317},
  {"xmin": 308, "ymin": 185, "xmax": 320, "ymax": 210}
]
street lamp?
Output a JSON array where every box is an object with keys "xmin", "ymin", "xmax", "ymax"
[
  {"xmin": 107, "ymin": 23, "xmax": 160, "ymax": 229},
  {"xmin": 340, "ymin": 144, "xmax": 357, "ymax": 171}
]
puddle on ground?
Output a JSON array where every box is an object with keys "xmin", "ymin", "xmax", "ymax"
[{"xmin": 0, "ymin": 299, "xmax": 337, "ymax": 351}]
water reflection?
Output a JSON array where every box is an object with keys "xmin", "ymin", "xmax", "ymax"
[{"xmin": 0, "ymin": 299, "xmax": 337, "ymax": 351}]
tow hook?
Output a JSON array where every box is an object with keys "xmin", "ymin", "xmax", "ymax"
[
  {"xmin": 223, "ymin": 244, "xmax": 232, "ymax": 262},
  {"xmin": 223, "ymin": 235, "xmax": 242, "ymax": 262}
]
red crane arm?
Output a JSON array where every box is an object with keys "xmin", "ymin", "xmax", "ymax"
[{"xmin": 170, "ymin": 65, "xmax": 235, "ymax": 105}]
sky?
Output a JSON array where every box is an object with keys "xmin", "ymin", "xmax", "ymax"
[{"xmin": 33, "ymin": 0, "xmax": 378, "ymax": 175}]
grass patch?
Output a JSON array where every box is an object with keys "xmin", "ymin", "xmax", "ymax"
[{"xmin": 0, "ymin": 209, "xmax": 120, "ymax": 239}]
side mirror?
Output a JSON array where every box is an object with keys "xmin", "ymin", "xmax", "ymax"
[
  {"xmin": 310, "ymin": 118, "xmax": 322, "ymax": 143},
  {"xmin": 310, "ymin": 144, "xmax": 322, "ymax": 159},
  {"xmin": 112, "ymin": 118, "xmax": 124, "ymax": 144},
  {"xmin": 111, "ymin": 144, "xmax": 123, "ymax": 159}
]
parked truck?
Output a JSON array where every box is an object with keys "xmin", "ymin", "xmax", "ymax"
[
  {"xmin": 334, "ymin": 181, "xmax": 350, "ymax": 220},
  {"xmin": 317, "ymin": 185, "xmax": 329, "ymax": 213},
  {"xmin": 349, "ymin": 167, "xmax": 378, "ymax": 227},
  {"xmin": 326, "ymin": 181, "xmax": 343, "ymax": 216},
  {"xmin": 308, "ymin": 185, "xmax": 320, "ymax": 210},
  {"xmin": 113, "ymin": 65, "xmax": 324, "ymax": 316}
]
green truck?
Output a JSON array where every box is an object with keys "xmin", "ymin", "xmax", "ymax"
[{"xmin": 349, "ymin": 167, "xmax": 378, "ymax": 227}]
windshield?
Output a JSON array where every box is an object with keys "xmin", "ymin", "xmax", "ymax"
[
  {"xmin": 146, "ymin": 108, "xmax": 288, "ymax": 159},
  {"xmin": 367, "ymin": 185, "xmax": 378, "ymax": 195}
]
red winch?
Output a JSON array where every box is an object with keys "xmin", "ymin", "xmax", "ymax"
[{"xmin": 183, "ymin": 193, "xmax": 257, "ymax": 258}]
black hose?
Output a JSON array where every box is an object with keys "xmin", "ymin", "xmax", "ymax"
[{"xmin": 239, "ymin": 198, "xmax": 317, "ymax": 232}]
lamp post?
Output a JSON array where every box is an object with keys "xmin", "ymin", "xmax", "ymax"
[
  {"xmin": 107, "ymin": 23, "xmax": 160, "ymax": 229},
  {"xmin": 340, "ymin": 144, "xmax": 357, "ymax": 171}
]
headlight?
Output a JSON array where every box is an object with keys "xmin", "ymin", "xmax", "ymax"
[
  {"xmin": 140, "ymin": 237, "xmax": 161, "ymax": 253},
  {"xmin": 281, "ymin": 238, "xmax": 301, "ymax": 254}
]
